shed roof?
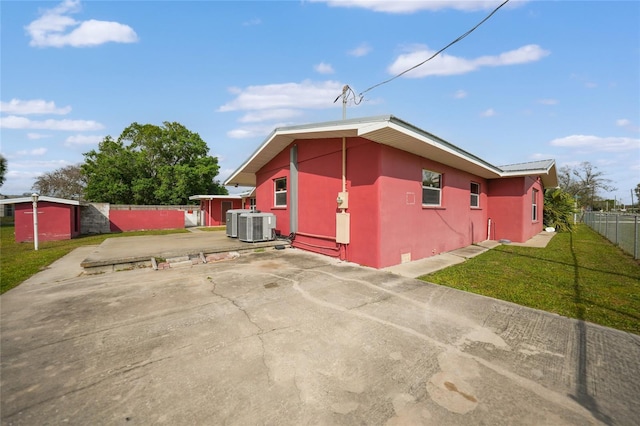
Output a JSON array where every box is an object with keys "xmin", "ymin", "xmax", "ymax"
[
  {"xmin": 189, "ymin": 189, "xmax": 256, "ymax": 200},
  {"xmin": 498, "ymin": 159, "xmax": 557, "ymax": 185},
  {"xmin": 0, "ymin": 196, "xmax": 83, "ymax": 206},
  {"xmin": 224, "ymin": 115, "xmax": 558, "ymax": 188},
  {"xmin": 188, "ymin": 195, "xmax": 243, "ymax": 201}
]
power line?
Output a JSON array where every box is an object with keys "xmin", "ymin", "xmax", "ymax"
[{"xmin": 339, "ymin": 0, "xmax": 510, "ymax": 105}]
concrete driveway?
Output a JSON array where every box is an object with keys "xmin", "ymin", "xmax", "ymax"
[{"xmin": 1, "ymin": 247, "xmax": 638, "ymax": 425}]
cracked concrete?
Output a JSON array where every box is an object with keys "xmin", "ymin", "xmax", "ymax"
[{"xmin": 1, "ymin": 246, "xmax": 639, "ymax": 425}]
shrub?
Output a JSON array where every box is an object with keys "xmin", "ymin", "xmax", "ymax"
[{"xmin": 543, "ymin": 188, "xmax": 575, "ymax": 232}]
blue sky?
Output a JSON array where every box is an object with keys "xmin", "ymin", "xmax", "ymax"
[{"xmin": 1, "ymin": 0, "xmax": 639, "ymax": 204}]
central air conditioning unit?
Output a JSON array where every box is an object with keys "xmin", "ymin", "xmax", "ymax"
[
  {"xmin": 226, "ymin": 209, "xmax": 252, "ymax": 238},
  {"xmin": 238, "ymin": 213, "xmax": 276, "ymax": 242}
]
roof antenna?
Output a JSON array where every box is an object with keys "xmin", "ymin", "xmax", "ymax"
[{"xmin": 333, "ymin": 85, "xmax": 349, "ymax": 120}]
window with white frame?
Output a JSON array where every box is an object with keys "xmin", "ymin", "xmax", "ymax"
[
  {"xmin": 470, "ymin": 182, "xmax": 480, "ymax": 208},
  {"xmin": 274, "ymin": 178, "xmax": 287, "ymax": 207},
  {"xmin": 532, "ymin": 189, "xmax": 539, "ymax": 221},
  {"xmin": 422, "ymin": 170, "xmax": 442, "ymax": 206}
]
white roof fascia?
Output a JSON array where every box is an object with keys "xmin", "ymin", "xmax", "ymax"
[
  {"xmin": 224, "ymin": 129, "xmax": 285, "ymax": 187},
  {"xmin": 237, "ymin": 188, "xmax": 256, "ymax": 198},
  {"xmin": 188, "ymin": 195, "xmax": 242, "ymax": 201},
  {"xmin": 224, "ymin": 117, "xmax": 389, "ymax": 186},
  {"xmin": 0, "ymin": 196, "xmax": 82, "ymax": 206},
  {"xmin": 223, "ymin": 115, "xmax": 558, "ymax": 187}
]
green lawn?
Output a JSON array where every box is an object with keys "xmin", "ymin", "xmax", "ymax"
[
  {"xmin": 0, "ymin": 225, "xmax": 189, "ymax": 295},
  {"xmin": 420, "ymin": 225, "xmax": 640, "ymax": 334},
  {"xmin": 195, "ymin": 226, "xmax": 226, "ymax": 232}
]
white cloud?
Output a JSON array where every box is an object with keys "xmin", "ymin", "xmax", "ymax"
[
  {"xmin": 0, "ymin": 115, "xmax": 104, "ymax": 131},
  {"xmin": 314, "ymin": 62, "xmax": 335, "ymax": 74},
  {"xmin": 311, "ymin": 0, "xmax": 524, "ymax": 14},
  {"xmin": 550, "ymin": 135, "xmax": 640, "ymax": 152},
  {"xmin": 1, "ymin": 99, "xmax": 71, "ymax": 115},
  {"xmin": 219, "ymin": 80, "xmax": 356, "ymax": 139},
  {"xmin": 538, "ymin": 98, "xmax": 558, "ymax": 105},
  {"xmin": 64, "ymin": 134, "xmax": 103, "ymax": 146},
  {"xmin": 16, "ymin": 148, "xmax": 47, "ymax": 156},
  {"xmin": 27, "ymin": 133, "xmax": 51, "ymax": 140},
  {"xmin": 211, "ymin": 153, "xmax": 225, "ymax": 162},
  {"xmin": 1, "ymin": 158, "xmax": 77, "ymax": 195},
  {"xmin": 2, "ymin": 169, "xmax": 43, "ymax": 195},
  {"xmin": 616, "ymin": 118, "xmax": 640, "ymax": 132},
  {"xmin": 227, "ymin": 125, "xmax": 280, "ymax": 139},
  {"xmin": 481, "ymin": 108, "xmax": 496, "ymax": 117},
  {"xmin": 25, "ymin": 0, "xmax": 138, "ymax": 48},
  {"xmin": 530, "ymin": 153, "xmax": 555, "ymax": 160},
  {"xmin": 348, "ymin": 43, "xmax": 372, "ymax": 57},
  {"xmin": 570, "ymin": 74, "xmax": 597, "ymax": 89},
  {"xmin": 216, "ymin": 167, "xmax": 237, "ymax": 182},
  {"xmin": 242, "ymin": 18, "xmax": 262, "ymax": 26},
  {"xmin": 238, "ymin": 109, "xmax": 302, "ymax": 123},
  {"xmin": 218, "ymin": 80, "xmax": 344, "ymax": 113},
  {"xmin": 453, "ymin": 89, "xmax": 467, "ymax": 99},
  {"xmin": 388, "ymin": 44, "xmax": 549, "ymax": 78}
]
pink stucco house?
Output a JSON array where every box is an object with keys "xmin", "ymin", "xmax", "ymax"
[{"xmin": 223, "ymin": 115, "xmax": 557, "ymax": 269}]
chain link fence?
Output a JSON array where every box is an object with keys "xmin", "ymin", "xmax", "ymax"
[{"xmin": 582, "ymin": 212, "xmax": 639, "ymax": 259}]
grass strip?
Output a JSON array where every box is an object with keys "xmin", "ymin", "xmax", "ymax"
[
  {"xmin": 419, "ymin": 225, "xmax": 640, "ymax": 334},
  {"xmin": 194, "ymin": 226, "xmax": 226, "ymax": 232}
]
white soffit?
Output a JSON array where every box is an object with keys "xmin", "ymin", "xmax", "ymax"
[
  {"xmin": 224, "ymin": 115, "xmax": 556, "ymax": 187},
  {"xmin": 360, "ymin": 121, "xmax": 502, "ymax": 179}
]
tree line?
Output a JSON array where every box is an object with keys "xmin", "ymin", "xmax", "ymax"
[{"xmin": 16, "ymin": 122, "xmax": 227, "ymax": 205}]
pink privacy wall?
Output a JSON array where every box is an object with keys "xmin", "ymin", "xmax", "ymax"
[
  {"xmin": 14, "ymin": 201, "xmax": 80, "ymax": 243},
  {"xmin": 487, "ymin": 176, "xmax": 543, "ymax": 242},
  {"xmin": 109, "ymin": 210, "xmax": 183, "ymax": 232}
]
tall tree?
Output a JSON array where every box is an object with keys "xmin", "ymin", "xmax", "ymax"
[
  {"xmin": 82, "ymin": 122, "xmax": 226, "ymax": 204},
  {"xmin": 82, "ymin": 136, "xmax": 137, "ymax": 204},
  {"xmin": 557, "ymin": 161, "xmax": 616, "ymax": 209},
  {"xmin": 0, "ymin": 154, "xmax": 6, "ymax": 188},
  {"xmin": 32, "ymin": 164, "xmax": 86, "ymax": 199}
]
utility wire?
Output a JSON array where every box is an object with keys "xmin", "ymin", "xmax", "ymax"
[{"xmin": 343, "ymin": 0, "xmax": 510, "ymax": 103}]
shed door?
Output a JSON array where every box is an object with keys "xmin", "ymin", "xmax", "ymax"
[{"xmin": 221, "ymin": 201, "xmax": 232, "ymax": 224}]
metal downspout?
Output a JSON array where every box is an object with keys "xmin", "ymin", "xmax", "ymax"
[{"xmin": 290, "ymin": 145, "xmax": 298, "ymax": 233}]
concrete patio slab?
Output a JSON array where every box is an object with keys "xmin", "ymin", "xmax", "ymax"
[
  {"xmin": 508, "ymin": 230, "xmax": 557, "ymax": 248},
  {"xmin": 448, "ymin": 245, "xmax": 489, "ymax": 259},
  {"xmin": 1, "ymin": 246, "xmax": 637, "ymax": 425},
  {"xmin": 383, "ymin": 253, "xmax": 466, "ymax": 278},
  {"xmin": 80, "ymin": 230, "xmax": 288, "ymax": 273}
]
